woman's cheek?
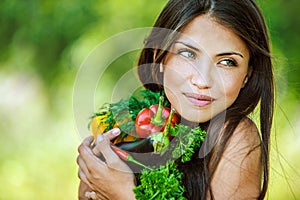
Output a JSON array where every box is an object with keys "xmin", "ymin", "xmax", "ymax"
[
  {"xmin": 164, "ymin": 66, "xmax": 185, "ymax": 87},
  {"xmin": 223, "ymin": 78, "xmax": 245, "ymax": 103}
]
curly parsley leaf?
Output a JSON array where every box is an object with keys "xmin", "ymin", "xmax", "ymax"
[
  {"xmin": 133, "ymin": 162, "xmax": 186, "ymax": 200},
  {"xmin": 170, "ymin": 125, "xmax": 207, "ymax": 163}
]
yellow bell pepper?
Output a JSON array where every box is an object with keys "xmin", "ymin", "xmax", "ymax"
[
  {"xmin": 90, "ymin": 114, "xmax": 111, "ymax": 139},
  {"xmin": 90, "ymin": 112, "xmax": 136, "ymax": 144}
]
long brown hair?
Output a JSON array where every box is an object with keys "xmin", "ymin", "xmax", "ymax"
[{"xmin": 137, "ymin": 0, "xmax": 274, "ymax": 199}]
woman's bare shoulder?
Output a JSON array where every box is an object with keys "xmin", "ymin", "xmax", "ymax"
[
  {"xmin": 211, "ymin": 118, "xmax": 262, "ymax": 199},
  {"xmin": 229, "ymin": 117, "xmax": 261, "ymax": 150}
]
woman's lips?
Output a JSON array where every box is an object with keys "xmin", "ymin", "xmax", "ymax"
[{"xmin": 183, "ymin": 92, "xmax": 215, "ymax": 107}]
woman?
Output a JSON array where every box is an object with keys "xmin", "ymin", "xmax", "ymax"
[{"xmin": 77, "ymin": 0, "xmax": 274, "ymax": 199}]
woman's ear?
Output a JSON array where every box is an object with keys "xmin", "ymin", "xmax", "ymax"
[
  {"xmin": 159, "ymin": 63, "xmax": 164, "ymax": 72},
  {"xmin": 242, "ymin": 76, "xmax": 248, "ymax": 88},
  {"xmin": 153, "ymin": 49, "xmax": 157, "ymax": 62},
  {"xmin": 153, "ymin": 49, "xmax": 166, "ymax": 73},
  {"xmin": 242, "ymin": 66, "xmax": 253, "ymax": 88},
  {"xmin": 248, "ymin": 65, "xmax": 253, "ymax": 78}
]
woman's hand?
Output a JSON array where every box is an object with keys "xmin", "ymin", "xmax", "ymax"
[{"xmin": 77, "ymin": 128, "xmax": 136, "ymax": 200}]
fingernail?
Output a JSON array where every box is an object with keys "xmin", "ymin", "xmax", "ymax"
[
  {"xmin": 96, "ymin": 134, "xmax": 104, "ymax": 144},
  {"xmin": 111, "ymin": 128, "xmax": 120, "ymax": 136}
]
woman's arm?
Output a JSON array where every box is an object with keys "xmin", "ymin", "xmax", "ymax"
[
  {"xmin": 77, "ymin": 129, "xmax": 136, "ymax": 200},
  {"xmin": 210, "ymin": 118, "xmax": 262, "ymax": 200}
]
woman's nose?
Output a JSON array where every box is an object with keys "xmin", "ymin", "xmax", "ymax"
[
  {"xmin": 190, "ymin": 75, "xmax": 211, "ymax": 89},
  {"xmin": 190, "ymin": 59, "xmax": 212, "ymax": 89}
]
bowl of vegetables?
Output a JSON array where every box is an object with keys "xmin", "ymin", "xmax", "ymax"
[{"xmin": 89, "ymin": 89, "xmax": 206, "ymax": 199}]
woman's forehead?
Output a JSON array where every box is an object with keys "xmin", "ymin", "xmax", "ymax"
[{"xmin": 174, "ymin": 15, "xmax": 249, "ymax": 58}]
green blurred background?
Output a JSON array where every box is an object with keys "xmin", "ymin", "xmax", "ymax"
[{"xmin": 0, "ymin": 0, "xmax": 299, "ymax": 199}]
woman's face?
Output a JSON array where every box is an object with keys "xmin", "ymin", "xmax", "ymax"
[{"xmin": 163, "ymin": 15, "xmax": 250, "ymax": 122}]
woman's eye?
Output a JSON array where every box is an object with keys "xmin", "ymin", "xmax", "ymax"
[
  {"xmin": 178, "ymin": 50, "xmax": 196, "ymax": 59},
  {"xmin": 219, "ymin": 59, "xmax": 238, "ymax": 67}
]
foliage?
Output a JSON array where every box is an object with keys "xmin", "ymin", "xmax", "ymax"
[
  {"xmin": 89, "ymin": 89, "xmax": 207, "ymax": 199},
  {"xmin": 133, "ymin": 123, "xmax": 206, "ymax": 199},
  {"xmin": 134, "ymin": 162, "xmax": 186, "ymax": 200},
  {"xmin": 171, "ymin": 126, "xmax": 206, "ymax": 163},
  {"xmin": 0, "ymin": 0, "xmax": 100, "ymax": 84},
  {"xmin": 256, "ymin": 0, "xmax": 300, "ymax": 97},
  {"xmin": 90, "ymin": 89, "xmax": 169, "ymax": 139}
]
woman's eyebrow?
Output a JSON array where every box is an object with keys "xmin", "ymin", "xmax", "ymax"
[
  {"xmin": 174, "ymin": 41, "xmax": 200, "ymax": 52},
  {"xmin": 217, "ymin": 52, "xmax": 244, "ymax": 58},
  {"xmin": 174, "ymin": 41, "xmax": 244, "ymax": 58}
]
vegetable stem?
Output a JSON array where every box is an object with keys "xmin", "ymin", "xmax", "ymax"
[
  {"xmin": 111, "ymin": 145, "xmax": 153, "ymax": 170},
  {"xmin": 163, "ymin": 108, "xmax": 175, "ymax": 137},
  {"xmin": 152, "ymin": 96, "xmax": 164, "ymax": 125},
  {"xmin": 126, "ymin": 155, "xmax": 153, "ymax": 170}
]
